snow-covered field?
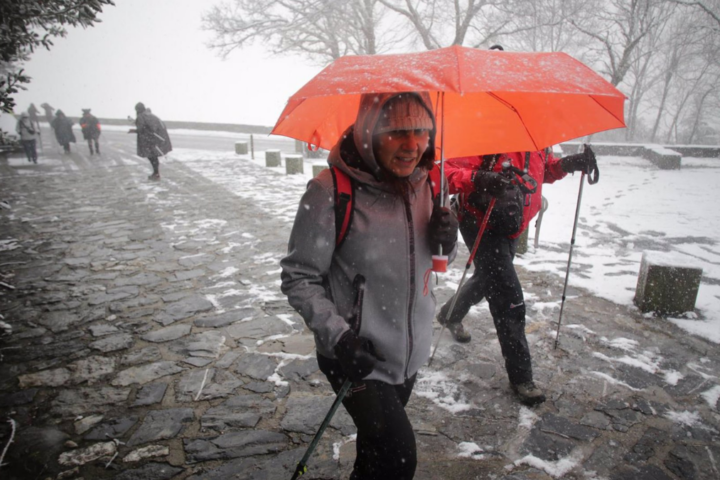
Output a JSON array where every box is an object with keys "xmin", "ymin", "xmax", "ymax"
[{"xmin": 168, "ymin": 146, "xmax": 720, "ymax": 345}]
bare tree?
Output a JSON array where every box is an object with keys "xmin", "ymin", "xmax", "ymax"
[
  {"xmin": 201, "ymin": 0, "xmax": 720, "ymax": 144},
  {"xmin": 668, "ymin": 0, "xmax": 720, "ymax": 28},
  {"xmin": 571, "ymin": 0, "xmax": 676, "ymax": 86},
  {"xmin": 202, "ymin": 0, "xmax": 387, "ymax": 63}
]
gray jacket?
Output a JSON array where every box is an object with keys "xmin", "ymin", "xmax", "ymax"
[
  {"xmin": 16, "ymin": 116, "xmax": 38, "ymax": 141},
  {"xmin": 281, "ymin": 92, "xmax": 456, "ymax": 384}
]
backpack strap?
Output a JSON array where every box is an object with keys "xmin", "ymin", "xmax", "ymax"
[
  {"xmin": 427, "ymin": 165, "xmax": 442, "ymax": 204},
  {"xmin": 524, "ymin": 151, "xmax": 531, "ymax": 173},
  {"xmin": 330, "ymin": 166, "xmax": 354, "ymax": 247},
  {"xmin": 331, "ymin": 165, "xmax": 441, "ymax": 247}
]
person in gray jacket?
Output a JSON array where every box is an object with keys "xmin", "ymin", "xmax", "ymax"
[
  {"xmin": 16, "ymin": 112, "xmax": 38, "ymax": 163},
  {"xmin": 281, "ymin": 92, "xmax": 458, "ymax": 479}
]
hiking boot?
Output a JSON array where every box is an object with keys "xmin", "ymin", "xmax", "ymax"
[
  {"xmin": 448, "ymin": 322, "xmax": 471, "ymax": 343},
  {"xmin": 437, "ymin": 312, "xmax": 472, "ymax": 343},
  {"xmin": 148, "ymin": 173, "xmax": 160, "ymax": 181},
  {"xmin": 511, "ymin": 381, "xmax": 546, "ymax": 406}
]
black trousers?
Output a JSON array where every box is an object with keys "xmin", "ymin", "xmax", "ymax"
[
  {"xmin": 148, "ymin": 156, "xmax": 159, "ymax": 174},
  {"xmin": 87, "ymin": 137, "xmax": 99, "ymax": 154},
  {"xmin": 439, "ymin": 215, "xmax": 533, "ymax": 385},
  {"xmin": 21, "ymin": 140, "xmax": 37, "ymax": 162},
  {"xmin": 318, "ymin": 354, "xmax": 417, "ymax": 480}
]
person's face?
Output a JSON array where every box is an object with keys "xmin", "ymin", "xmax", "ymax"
[{"xmin": 374, "ymin": 129, "xmax": 430, "ymax": 178}]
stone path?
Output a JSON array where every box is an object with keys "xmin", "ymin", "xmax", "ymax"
[{"xmin": 0, "ymin": 135, "xmax": 718, "ymax": 480}]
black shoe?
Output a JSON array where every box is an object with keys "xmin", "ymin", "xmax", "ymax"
[
  {"xmin": 148, "ymin": 173, "xmax": 160, "ymax": 181},
  {"xmin": 437, "ymin": 313, "xmax": 472, "ymax": 343},
  {"xmin": 448, "ymin": 323, "xmax": 471, "ymax": 343},
  {"xmin": 511, "ymin": 381, "xmax": 546, "ymax": 406}
]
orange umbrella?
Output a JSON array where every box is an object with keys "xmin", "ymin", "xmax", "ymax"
[{"xmin": 272, "ymin": 45, "xmax": 626, "ymax": 158}]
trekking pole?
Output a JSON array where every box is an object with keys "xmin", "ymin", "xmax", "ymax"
[
  {"xmin": 554, "ymin": 147, "xmax": 599, "ymax": 349},
  {"xmin": 428, "ymin": 198, "xmax": 496, "ymax": 367},
  {"xmin": 290, "ymin": 275, "xmax": 366, "ymax": 480},
  {"xmin": 291, "ymin": 378, "xmax": 351, "ymax": 480}
]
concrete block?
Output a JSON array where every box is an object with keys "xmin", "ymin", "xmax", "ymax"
[
  {"xmin": 234, "ymin": 142, "xmax": 248, "ymax": 155},
  {"xmin": 312, "ymin": 165, "xmax": 327, "ymax": 177},
  {"xmin": 634, "ymin": 252, "xmax": 702, "ymax": 315},
  {"xmin": 285, "ymin": 155, "xmax": 304, "ymax": 175},
  {"xmin": 641, "ymin": 145, "xmax": 681, "ymax": 170},
  {"xmin": 265, "ymin": 150, "xmax": 281, "ymax": 168}
]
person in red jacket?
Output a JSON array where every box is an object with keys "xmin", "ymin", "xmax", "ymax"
[{"xmin": 438, "ymin": 145, "xmax": 596, "ymax": 405}]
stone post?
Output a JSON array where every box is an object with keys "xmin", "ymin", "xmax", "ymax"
[
  {"xmin": 265, "ymin": 150, "xmax": 282, "ymax": 168},
  {"xmin": 312, "ymin": 165, "xmax": 327, "ymax": 177},
  {"xmin": 285, "ymin": 155, "xmax": 304, "ymax": 175},
  {"xmin": 295, "ymin": 140, "xmax": 305, "ymax": 155},
  {"xmin": 235, "ymin": 142, "xmax": 248, "ymax": 155},
  {"xmin": 634, "ymin": 252, "xmax": 703, "ymax": 315}
]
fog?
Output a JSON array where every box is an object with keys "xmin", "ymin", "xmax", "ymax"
[{"xmin": 12, "ymin": 0, "xmax": 322, "ymax": 127}]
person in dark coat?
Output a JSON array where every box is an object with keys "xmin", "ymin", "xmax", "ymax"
[
  {"xmin": 50, "ymin": 110, "xmax": 76, "ymax": 153},
  {"xmin": 80, "ymin": 109, "xmax": 101, "ymax": 155},
  {"xmin": 132, "ymin": 102, "xmax": 172, "ymax": 180},
  {"xmin": 437, "ymin": 146, "xmax": 597, "ymax": 406}
]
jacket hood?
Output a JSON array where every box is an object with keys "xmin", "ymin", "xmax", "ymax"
[{"xmin": 351, "ymin": 92, "xmax": 436, "ymax": 180}]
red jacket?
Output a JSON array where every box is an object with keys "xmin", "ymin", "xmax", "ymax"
[{"xmin": 445, "ymin": 150, "xmax": 567, "ymax": 238}]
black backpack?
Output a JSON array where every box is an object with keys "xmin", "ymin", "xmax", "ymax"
[{"xmin": 466, "ymin": 152, "xmax": 536, "ymax": 236}]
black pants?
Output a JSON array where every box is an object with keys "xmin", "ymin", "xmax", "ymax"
[
  {"xmin": 21, "ymin": 140, "xmax": 37, "ymax": 163},
  {"xmin": 318, "ymin": 354, "xmax": 417, "ymax": 480},
  {"xmin": 87, "ymin": 138, "xmax": 99, "ymax": 154},
  {"xmin": 148, "ymin": 156, "xmax": 159, "ymax": 174},
  {"xmin": 61, "ymin": 142, "xmax": 70, "ymax": 153},
  {"xmin": 439, "ymin": 215, "xmax": 533, "ymax": 385}
]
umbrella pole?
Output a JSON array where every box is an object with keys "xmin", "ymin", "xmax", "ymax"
[
  {"xmin": 553, "ymin": 171, "xmax": 586, "ymax": 350},
  {"xmin": 429, "ymin": 198, "xmax": 496, "ymax": 367},
  {"xmin": 439, "ymin": 92, "xmax": 446, "ymax": 209}
]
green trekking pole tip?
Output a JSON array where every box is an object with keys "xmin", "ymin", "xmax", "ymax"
[{"xmin": 291, "ymin": 463, "xmax": 308, "ymax": 480}]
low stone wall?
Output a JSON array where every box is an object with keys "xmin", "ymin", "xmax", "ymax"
[
  {"xmin": 561, "ymin": 141, "xmax": 719, "ymax": 159},
  {"xmin": 641, "ymin": 145, "xmax": 681, "ymax": 169}
]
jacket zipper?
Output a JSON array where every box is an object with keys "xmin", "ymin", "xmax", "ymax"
[{"xmin": 404, "ymin": 192, "xmax": 415, "ymax": 380}]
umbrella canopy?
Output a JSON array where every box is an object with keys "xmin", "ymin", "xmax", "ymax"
[{"xmin": 272, "ymin": 45, "xmax": 626, "ymax": 158}]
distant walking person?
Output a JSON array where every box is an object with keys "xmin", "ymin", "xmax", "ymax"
[
  {"xmin": 16, "ymin": 112, "xmax": 38, "ymax": 164},
  {"xmin": 80, "ymin": 109, "xmax": 101, "ymax": 155},
  {"xmin": 132, "ymin": 102, "xmax": 172, "ymax": 181},
  {"xmin": 40, "ymin": 103, "xmax": 55, "ymax": 124},
  {"xmin": 51, "ymin": 110, "xmax": 76, "ymax": 154},
  {"xmin": 27, "ymin": 103, "xmax": 41, "ymax": 131}
]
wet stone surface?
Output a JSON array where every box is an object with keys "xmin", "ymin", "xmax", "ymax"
[{"xmin": 1, "ymin": 141, "xmax": 719, "ymax": 479}]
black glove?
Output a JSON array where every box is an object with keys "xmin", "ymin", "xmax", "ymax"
[
  {"xmin": 428, "ymin": 198, "xmax": 459, "ymax": 253},
  {"xmin": 561, "ymin": 145, "xmax": 596, "ymax": 173},
  {"xmin": 472, "ymin": 170, "xmax": 512, "ymax": 197},
  {"xmin": 334, "ymin": 330, "xmax": 386, "ymax": 382}
]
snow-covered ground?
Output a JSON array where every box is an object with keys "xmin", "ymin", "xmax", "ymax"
[{"xmin": 167, "ymin": 145, "xmax": 720, "ymax": 345}]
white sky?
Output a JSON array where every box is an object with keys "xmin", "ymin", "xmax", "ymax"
[{"xmin": 13, "ymin": 0, "xmax": 323, "ymax": 126}]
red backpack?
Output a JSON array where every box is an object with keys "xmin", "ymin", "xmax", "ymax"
[{"xmin": 329, "ymin": 165, "xmax": 443, "ymax": 247}]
